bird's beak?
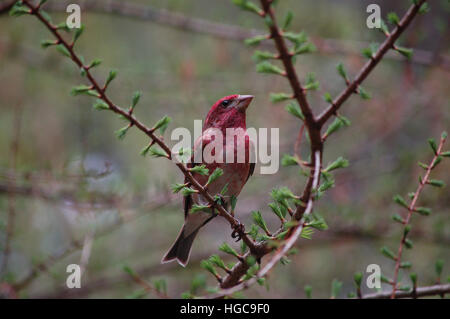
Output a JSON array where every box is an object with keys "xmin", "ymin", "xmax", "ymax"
[{"xmin": 236, "ymin": 95, "xmax": 254, "ymax": 112}]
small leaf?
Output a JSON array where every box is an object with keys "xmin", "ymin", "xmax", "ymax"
[
  {"xmin": 256, "ymin": 61, "xmax": 285, "ymax": 75},
  {"xmin": 418, "ymin": 3, "xmax": 429, "ymax": 14},
  {"xmin": 380, "ymin": 246, "xmax": 396, "ymax": 260},
  {"xmin": 252, "ymin": 50, "xmax": 276, "ymax": 62},
  {"xmin": 354, "ymin": 272, "xmax": 363, "ymax": 288},
  {"xmin": 231, "ymin": 0, "xmax": 262, "ymax": 15},
  {"xmin": 428, "ymin": 179, "xmax": 445, "ymax": 188},
  {"xmin": 391, "ymin": 213, "xmax": 404, "ymax": 224},
  {"xmin": 218, "ymin": 242, "xmax": 239, "ymax": 258},
  {"xmin": 88, "ymin": 59, "xmax": 102, "ymax": 69},
  {"xmin": 293, "ymin": 42, "xmax": 316, "ymax": 55},
  {"xmin": 395, "ymin": 46, "xmax": 413, "ymax": 60},
  {"xmin": 270, "ymin": 92, "xmax": 292, "ymax": 103},
  {"xmin": 358, "ymin": 86, "xmax": 372, "ymax": 100},
  {"xmin": 415, "ymin": 207, "xmax": 431, "ymax": 216},
  {"xmin": 304, "ymin": 285, "xmax": 312, "ymax": 298},
  {"xmin": 70, "ymin": 85, "xmax": 92, "ymax": 96},
  {"xmin": 56, "ymin": 44, "xmax": 71, "ymax": 58},
  {"xmin": 409, "ymin": 273, "xmax": 417, "ymax": 285},
  {"xmin": 131, "ymin": 91, "xmax": 141, "ymax": 108},
  {"xmin": 285, "ymin": 102, "xmax": 304, "ymax": 120},
  {"xmin": 207, "ymin": 168, "xmax": 224, "ymax": 185},
  {"xmin": 435, "ymin": 259, "xmax": 444, "ymax": 277},
  {"xmin": 331, "ymin": 279, "xmax": 343, "ymax": 298},
  {"xmin": 105, "ymin": 69, "xmax": 118, "ymax": 88},
  {"xmin": 324, "ymin": 116, "xmax": 351, "ymax": 137},
  {"xmin": 41, "ymin": 40, "xmax": 57, "ymax": 49},
  {"xmin": 304, "ymin": 72, "xmax": 319, "ymax": 91},
  {"xmin": 148, "ymin": 146, "xmax": 168, "ymax": 158},
  {"xmin": 9, "ymin": 2, "xmax": 30, "ymax": 17},
  {"xmin": 281, "ymin": 154, "xmax": 299, "ymax": 167},
  {"xmin": 73, "ymin": 25, "xmax": 84, "ymax": 43},
  {"xmin": 92, "ymin": 99, "xmax": 109, "ymax": 110},
  {"xmin": 323, "ymin": 157, "xmax": 349, "ymax": 173},
  {"xmin": 170, "ymin": 183, "xmax": 186, "ymax": 193},
  {"xmin": 404, "ymin": 238, "xmax": 413, "ymax": 249},
  {"xmin": 230, "ymin": 195, "xmax": 238, "ymax": 211},
  {"xmin": 252, "ymin": 211, "xmax": 269, "ymax": 234},
  {"xmin": 387, "ymin": 12, "xmax": 400, "ymax": 25},
  {"xmin": 190, "ymin": 165, "xmax": 209, "ymax": 176},
  {"xmin": 152, "ymin": 116, "xmax": 172, "ymax": 134},
  {"xmin": 181, "ymin": 187, "xmax": 198, "ymax": 196},
  {"xmin": 190, "ymin": 204, "xmax": 211, "ymax": 214},
  {"xmin": 209, "ymin": 255, "xmax": 227, "ymax": 270},
  {"xmin": 400, "ymin": 261, "xmax": 412, "ymax": 269},
  {"xmin": 200, "ymin": 260, "xmax": 218, "ymax": 277},
  {"xmin": 115, "ymin": 125, "xmax": 130, "ymax": 140},
  {"xmin": 323, "ymin": 92, "xmax": 333, "ymax": 104},
  {"xmin": 336, "ymin": 63, "xmax": 347, "ymax": 80},
  {"xmin": 244, "ymin": 35, "xmax": 268, "ymax": 46},
  {"xmin": 268, "ymin": 202, "xmax": 285, "ymax": 220},
  {"xmin": 428, "ymin": 138, "xmax": 438, "ymax": 154},
  {"xmin": 393, "ymin": 194, "xmax": 409, "ymax": 209},
  {"xmin": 282, "ymin": 10, "xmax": 294, "ymax": 30},
  {"xmin": 283, "ymin": 31, "xmax": 307, "ymax": 45}
]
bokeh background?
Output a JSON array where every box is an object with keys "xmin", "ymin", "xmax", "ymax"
[{"xmin": 0, "ymin": 0, "xmax": 449, "ymax": 298}]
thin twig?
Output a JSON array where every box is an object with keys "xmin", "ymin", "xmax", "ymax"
[
  {"xmin": 391, "ymin": 134, "xmax": 447, "ymax": 298},
  {"xmin": 364, "ymin": 283, "xmax": 450, "ymax": 299}
]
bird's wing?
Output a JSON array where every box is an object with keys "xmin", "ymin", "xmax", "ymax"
[
  {"xmin": 183, "ymin": 133, "xmax": 212, "ymax": 218},
  {"xmin": 245, "ymin": 135, "xmax": 256, "ymax": 183}
]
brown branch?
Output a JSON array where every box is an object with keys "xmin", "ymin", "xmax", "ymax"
[
  {"xmin": 20, "ymin": 0, "xmax": 257, "ymax": 255},
  {"xmin": 364, "ymin": 283, "xmax": 450, "ymax": 299},
  {"xmin": 391, "ymin": 134, "xmax": 447, "ymax": 298},
  {"xmin": 317, "ymin": 0, "xmax": 427, "ymax": 127}
]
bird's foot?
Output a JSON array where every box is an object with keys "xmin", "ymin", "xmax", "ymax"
[{"xmin": 231, "ymin": 222, "xmax": 245, "ymax": 242}]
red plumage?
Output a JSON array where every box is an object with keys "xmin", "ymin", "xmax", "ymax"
[{"xmin": 162, "ymin": 94, "xmax": 255, "ymax": 266}]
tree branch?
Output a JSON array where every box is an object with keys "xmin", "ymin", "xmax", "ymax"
[
  {"xmin": 364, "ymin": 283, "xmax": 450, "ymax": 299},
  {"xmin": 391, "ymin": 133, "xmax": 447, "ymax": 298}
]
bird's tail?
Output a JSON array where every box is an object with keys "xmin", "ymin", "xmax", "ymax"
[{"xmin": 161, "ymin": 225, "xmax": 199, "ymax": 267}]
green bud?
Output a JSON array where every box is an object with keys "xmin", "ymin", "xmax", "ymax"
[
  {"xmin": 285, "ymin": 102, "xmax": 304, "ymax": 120},
  {"xmin": 380, "ymin": 246, "xmax": 396, "ymax": 260},
  {"xmin": 393, "ymin": 194, "xmax": 409, "ymax": 209},
  {"xmin": 256, "ymin": 61, "xmax": 285, "ymax": 75},
  {"xmin": 207, "ymin": 168, "xmax": 224, "ymax": 185},
  {"xmin": 190, "ymin": 165, "xmax": 209, "ymax": 175},
  {"xmin": 323, "ymin": 157, "xmax": 349, "ymax": 173},
  {"xmin": 218, "ymin": 242, "xmax": 239, "ymax": 258},
  {"xmin": 152, "ymin": 115, "xmax": 172, "ymax": 134},
  {"xmin": 270, "ymin": 93, "xmax": 292, "ymax": 103},
  {"xmin": 415, "ymin": 207, "xmax": 431, "ymax": 216}
]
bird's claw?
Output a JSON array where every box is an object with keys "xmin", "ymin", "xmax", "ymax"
[{"xmin": 231, "ymin": 222, "xmax": 245, "ymax": 242}]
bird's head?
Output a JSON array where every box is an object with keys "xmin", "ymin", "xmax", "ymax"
[{"xmin": 204, "ymin": 94, "xmax": 253, "ymax": 130}]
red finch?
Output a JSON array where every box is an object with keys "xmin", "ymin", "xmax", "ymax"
[{"xmin": 162, "ymin": 94, "xmax": 255, "ymax": 267}]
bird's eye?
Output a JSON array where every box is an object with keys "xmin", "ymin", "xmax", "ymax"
[{"xmin": 221, "ymin": 100, "xmax": 231, "ymax": 107}]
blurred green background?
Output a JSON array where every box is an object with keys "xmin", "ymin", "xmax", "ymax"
[{"xmin": 0, "ymin": 0, "xmax": 449, "ymax": 298}]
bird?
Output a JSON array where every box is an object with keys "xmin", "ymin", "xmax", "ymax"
[{"xmin": 162, "ymin": 94, "xmax": 255, "ymax": 267}]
